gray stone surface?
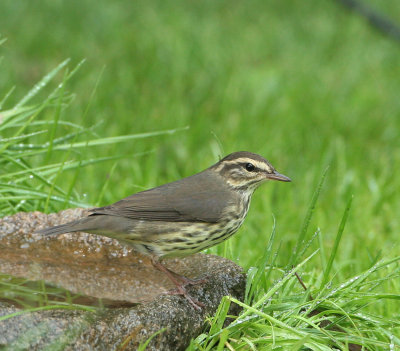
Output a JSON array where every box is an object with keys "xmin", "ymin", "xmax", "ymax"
[{"xmin": 0, "ymin": 209, "xmax": 246, "ymax": 350}]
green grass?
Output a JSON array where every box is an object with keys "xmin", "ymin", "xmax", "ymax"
[{"xmin": 0, "ymin": 0, "xmax": 400, "ymax": 349}]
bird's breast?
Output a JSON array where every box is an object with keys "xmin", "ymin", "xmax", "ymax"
[{"xmin": 217, "ymin": 192, "xmax": 252, "ymax": 235}]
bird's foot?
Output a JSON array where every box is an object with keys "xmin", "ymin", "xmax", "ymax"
[
  {"xmin": 152, "ymin": 257, "xmax": 206, "ymax": 310},
  {"xmin": 163, "ymin": 285, "xmax": 205, "ymax": 311}
]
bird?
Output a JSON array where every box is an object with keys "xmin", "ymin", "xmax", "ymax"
[{"xmin": 37, "ymin": 151, "xmax": 291, "ymax": 309}]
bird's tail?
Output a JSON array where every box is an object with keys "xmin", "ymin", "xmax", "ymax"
[{"xmin": 36, "ymin": 220, "xmax": 84, "ymax": 236}]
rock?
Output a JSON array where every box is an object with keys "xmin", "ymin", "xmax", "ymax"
[{"xmin": 0, "ymin": 209, "xmax": 246, "ymax": 350}]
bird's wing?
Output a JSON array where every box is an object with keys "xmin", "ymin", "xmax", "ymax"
[{"xmin": 89, "ymin": 171, "xmax": 234, "ymax": 223}]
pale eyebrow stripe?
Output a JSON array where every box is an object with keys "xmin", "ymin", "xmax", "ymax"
[{"xmin": 222, "ymin": 158, "xmax": 273, "ymax": 173}]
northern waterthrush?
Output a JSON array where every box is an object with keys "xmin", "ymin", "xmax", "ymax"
[{"xmin": 37, "ymin": 151, "xmax": 291, "ymax": 309}]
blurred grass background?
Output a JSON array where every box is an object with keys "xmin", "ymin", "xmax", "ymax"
[{"xmin": 1, "ymin": 0, "xmax": 399, "ymax": 275}]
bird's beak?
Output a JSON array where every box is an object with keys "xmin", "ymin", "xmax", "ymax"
[{"xmin": 266, "ymin": 171, "xmax": 291, "ymax": 182}]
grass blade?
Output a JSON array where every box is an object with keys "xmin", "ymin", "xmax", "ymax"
[
  {"xmin": 48, "ymin": 126, "xmax": 190, "ymax": 150},
  {"xmin": 289, "ymin": 167, "xmax": 328, "ymax": 267},
  {"xmin": 14, "ymin": 59, "xmax": 70, "ymax": 109},
  {"xmin": 321, "ymin": 195, "xmax": 353, "ymax": 287}
]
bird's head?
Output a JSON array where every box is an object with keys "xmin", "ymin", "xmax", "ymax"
[{"xmin": 211, "ymin": 151, "xmax": 291, "ymax": 193}]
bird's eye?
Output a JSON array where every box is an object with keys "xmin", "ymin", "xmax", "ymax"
[{"xmin": 245, "ymin": 163, "xmax": 255, "ymax": 172}]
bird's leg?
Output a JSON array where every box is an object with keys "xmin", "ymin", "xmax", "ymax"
[
  {"xmin": 160, "ymin": 264, "xmax": 207, "ymax": 287},
  {"xmin": 151, "ymin": 257, "xmax": 205, "ymax": 310}
]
